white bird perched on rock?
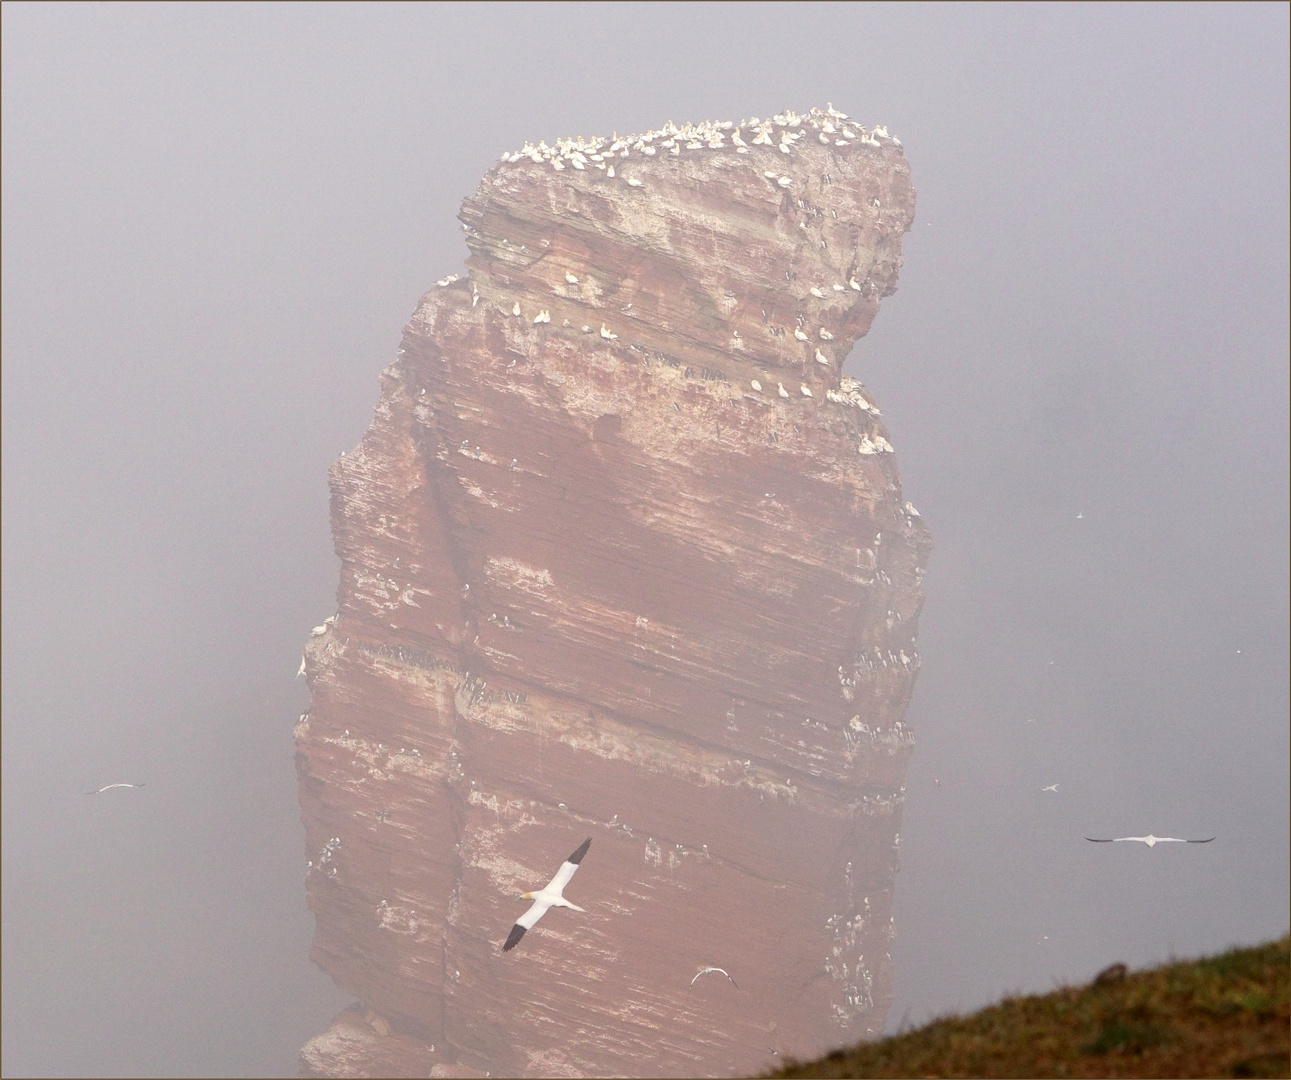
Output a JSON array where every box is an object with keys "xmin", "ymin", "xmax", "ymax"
[
  {"xmin": 849, "ymin": 277, "xmax": 862, "ymax": 291},
  {"xmin": 512, "ymin": 302, "xmax": 521, "ymax": 317},
  {"xmin": 815, "ymin": 349, "xmax": 831, "ymax": 365},
  {"xmin": 778, "ymin": 383, "xmax": 790, "ymax": 398},
  {"xmin": 1086, "ymin": 835, "xmax": 1215, "ymax": 847},
  {"xmin": 87, "ymin": 782, "xmax": 146, "ymax": 795},
  {"xmin": 690, "ymin": 966, "xmax": 739, "ymax": 989},
  {"xmin": 503, "ymin": 838, "xmax": 592, "ymax": 952},
  {"xmin": 819, "ymin": 328, "xmax": 835, "ymax": 341},
  {"xmin": 533, "ymin": 310, "xmax": 551, "ymax": 324},
  {"xmin": 436, "ymin": 274, "xmax": 458, "ymax": 287},
  {"xmin": 777, "ymin": 176, "xmax": 792, "ymax": 187},
  {"xmin": 810, "ymin": 287, "xmax": 826, "ymax": 299},
  {"xmin": 565, "ymin": 272, "xmax": 579, "ymax": 284},
  {"xmin": 626, "ymin": 177, "xmax": 643, "ymax": 187},
  {"xmin": 600, "ymin": 325, "xmax": 617, "ymax": 340},
  {"xmin": 800, "ymin": 384, "xmax": 813, "ymax": 397},
  {"xmin": 750, "ymin": 380, "xmax": 762, "ymax": 392},
  {"xmin": 794, "ymin": 328, "xmax": 810, "ymax": 342}
]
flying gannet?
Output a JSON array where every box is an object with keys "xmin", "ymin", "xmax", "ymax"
[
  {"xmin": 1042, "ymin": 784, "xmax": 1059, "ymax": 792},
  {"xmin": 1085, "ymin": 835, "xmax": 1215, "ymax": 846},
  {"xmin": 503, "ymin": 838, "xmax": 591, "ymax": 952},
  {"xmin": 87, "ymin": 783, "xmax": 146, "ymax": 795},
  {"xmin": 690, "ymin": 966, "xmax": 739, "ymax": 989}
]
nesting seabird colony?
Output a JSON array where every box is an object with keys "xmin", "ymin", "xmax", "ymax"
[
  {"xmin": 433, "ymin": 106, "xmax": 908, "ymax": 455},
  {"xmin": 497, "ymin": 104, "xmax": 896, "ymax": 174}
]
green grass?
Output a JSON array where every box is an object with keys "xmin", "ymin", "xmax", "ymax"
[{"xmin": 767, "ymin": 935, "xmax": 1289, "ymax": 1079}]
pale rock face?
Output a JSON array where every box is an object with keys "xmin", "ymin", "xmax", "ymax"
[{"xmin": 296, "ymin": 105, "xmax": 930, "ymax": 1079}]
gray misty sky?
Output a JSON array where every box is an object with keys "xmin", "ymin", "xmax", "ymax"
[{"xmin": 3, "ymin": 2, "xmax": 1287, "ymax": 1076}]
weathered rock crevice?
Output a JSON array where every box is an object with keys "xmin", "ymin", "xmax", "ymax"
[{"xmin": 296, "ymin": 107, "xmax": 930, "ymax": 1079}]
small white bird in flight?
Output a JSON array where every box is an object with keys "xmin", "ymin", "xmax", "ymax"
[
  {"xmin": 503, "ymin": 838, "xmax": 591, "ymax": 952},
  {"xmin": 1085, "ymin": 835, "xmax": 1215, "ymax": 846},
  {"xmin": 1042, "ymin": 784, "xmax": 1059, "ymax": 792},
  {"xmin": 87, "ymin": 783, "xmax": 145, "ymax": 795},
  {"xmin": 690, "ymin": 966, "xmax": 739, "ymax": 989}
]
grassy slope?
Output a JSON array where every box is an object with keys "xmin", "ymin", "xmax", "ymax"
[{"xmin": 769, "ymin": 935, "xmax": 1289, "ymax": 1079}]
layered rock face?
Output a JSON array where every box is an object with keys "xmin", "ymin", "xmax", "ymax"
[{"xmin": 296, "ymin": 107, "xmax": 930, "ymax": 1079}]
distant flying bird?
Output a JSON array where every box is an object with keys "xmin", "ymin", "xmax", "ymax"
[
  {"xmin": 87, "ymin": 783, "xmax": 145, "ymax": 795},
  {"xmin": 1085, "ymin": 835, "xmax": 1215, "ymax": 847},
  {"xmin": 690, "ymin": 966, "xmax": 739, "ymax": 989},
  {"xmin": 1042, "ymin": 784, "xmax": 1059, "ymax": 792},
  {"xmin": 503, "ymin": 838, "xmax": 591, "ymax": 952}
]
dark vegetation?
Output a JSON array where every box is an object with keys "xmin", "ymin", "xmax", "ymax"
[{"xmin": 768, "ymin": 935, "xmax": 1289, "ymax": 1078}]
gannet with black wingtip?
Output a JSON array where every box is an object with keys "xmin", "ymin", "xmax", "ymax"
[
  {"xmin": 87, "ymin": 783, "xmax": 146, "ymax": 795},
  {"xmin": 690, "ymin": 966, "xmax": 739, "ymax": 989},
  {"xmin": 1085, "ymin": 834, "xmax": 1215, "ymax": 846},
  {"xmin": 503, "ymin": 838, "xmax": 591, "ymax": 952}
]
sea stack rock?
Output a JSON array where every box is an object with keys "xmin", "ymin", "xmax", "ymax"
[{"xmin": 296, "ymin": 106, "xmax": 930, "ymax": 1078}]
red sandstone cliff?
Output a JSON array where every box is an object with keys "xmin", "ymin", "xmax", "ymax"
[{"xmin": 295, "ymin": 107, "xmax": 930, "ymax": 1078}]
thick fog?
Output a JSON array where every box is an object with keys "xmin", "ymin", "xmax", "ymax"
[{"xmin": 3, "ymin": 4, "xmax": 1287, "ymax": 1075}]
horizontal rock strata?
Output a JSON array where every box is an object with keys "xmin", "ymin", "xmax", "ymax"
[{"xmin": 296, "ymin": 105, "xmax": 930, "ymax": 1078}]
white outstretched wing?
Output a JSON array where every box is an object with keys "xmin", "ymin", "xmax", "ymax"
[
  {"xmin": 503, "ymin": 899, "xmax": 550, "ymax": 952},
  {"xmin": 545, "ymin": 837, "xmax": 592, "ymax": 896}
]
